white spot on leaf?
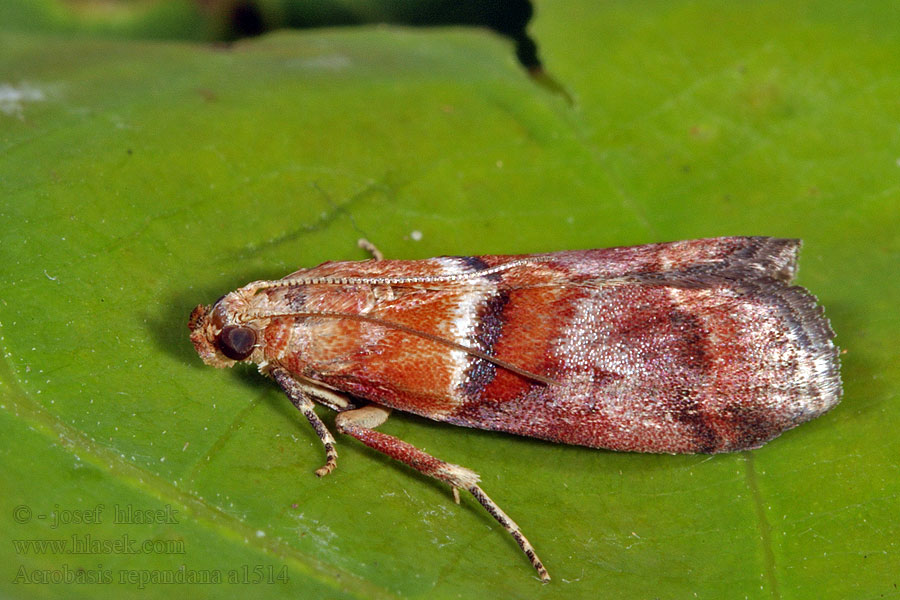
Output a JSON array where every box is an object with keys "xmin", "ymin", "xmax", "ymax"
[{"xmin": 0, "ymin": 83, "xmax": 46, "ymax": 118}]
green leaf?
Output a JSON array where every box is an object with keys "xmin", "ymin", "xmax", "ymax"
[{"xmin": 2, "ymin": 1, "xmax": 897, "ymax": 598}]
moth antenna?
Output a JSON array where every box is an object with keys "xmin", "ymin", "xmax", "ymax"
[
  {"xmin": 251, "ymin": 310, "xmax": 560, "ymax": 387},
  {"xmin": 247, "ymin": 257, "xmax": 553, "ymax": 292}
]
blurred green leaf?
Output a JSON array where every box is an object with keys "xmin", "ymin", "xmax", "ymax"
[{"xmin": 1, "ymin": 1, "xmax": 897, "ymax": 599}]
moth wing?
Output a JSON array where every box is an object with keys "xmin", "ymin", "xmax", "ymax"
[{"xmin": 290, "ymin": 237, "xmax": 836, "ymax": 454}]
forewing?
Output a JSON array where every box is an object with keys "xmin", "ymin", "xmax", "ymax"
[{"xmin": 291, "ymin": 237, "xmax": 837, "ymax": 453}]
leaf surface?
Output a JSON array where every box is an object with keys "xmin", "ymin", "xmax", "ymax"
[{"xmin": 1, "ymin": 2, "xmax": 897, "ymax": 598}]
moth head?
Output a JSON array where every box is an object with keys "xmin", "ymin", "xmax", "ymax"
[{"xmin": 188, "ymin": 297, "xmax": 260, "ymax": 368}]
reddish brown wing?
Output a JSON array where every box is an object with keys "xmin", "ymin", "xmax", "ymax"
[{"xmin": 288, "ymin": 237, "xmax": 841, "ymax": 454}]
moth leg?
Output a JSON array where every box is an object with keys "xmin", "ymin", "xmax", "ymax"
[
  {"xmin": 271, "ymin": 368, "xmax": 338, "ymax": 477},
  {"xmin": 335, "ymin": 405, "xmax": 550, "ymax": 582},
  {"xmin": 357, "ymin": 238, "xmax": 384, "ymax": 261}
]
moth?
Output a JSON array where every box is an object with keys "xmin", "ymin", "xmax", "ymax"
[{"xmin": 188, "ymin": 236, "xmax": 841, "ymax": 581}]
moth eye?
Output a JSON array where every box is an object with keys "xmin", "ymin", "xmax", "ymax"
[{"xmin": 216, "ymin": 325, "xmax": 257, "ymax": 361}]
